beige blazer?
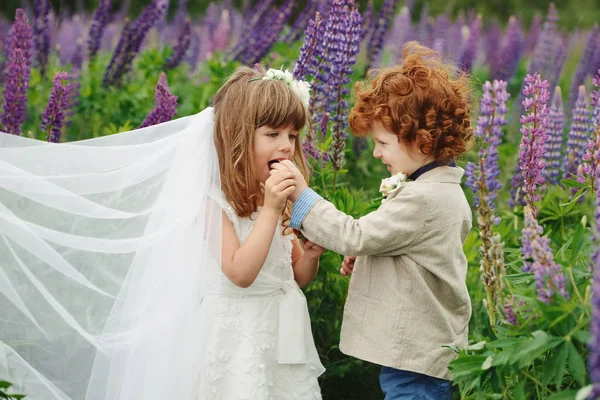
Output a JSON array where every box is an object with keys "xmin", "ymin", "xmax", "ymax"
[{"xmin": 299, "ymin": 166, "xmax": 472, "ymax": 380}]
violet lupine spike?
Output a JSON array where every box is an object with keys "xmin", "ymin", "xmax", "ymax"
[
  {"xmin": 521, "ymin": 205, "xmax": 568, "ymax": 303},
  {"xmin": 33, "ymin": 0, "xmax": 51, "ymax": 77},
  {"xmin": 593, "ymin": 70, "xmax": 600, "ymax": 127},
  {"xmin": 41, "ymin": 71, "xmax": 73, "ymax": 143},
  {"xmin": 227, "ymin": 0, "xmax": 276, "ymax": 61},
  {"xmin": 0, "ymin": 9, "xmax": 34, "ymax": 136},
  {"xmin": 283, "ymin": 0, "xmax": 317, "ymax": 43},
  {"xmin": 484, "ymin": 20, "xmax": 501, "ymax": 78},
  {"xmin": 513, "ymin": 73, "xmax": 551, "ymax": 213},
  {"xmin": 103, "ymin": 0, "xmax": 168, "ymax": 87},
  {"xmin": 457, "ymin": 14, "xmax": 481, "ymax": 73},
  {"xmin": 588, "ymin": 166, "xmax": 600, "ymax": 399},
  {"xmin": 566, "ymin": 86, "xmax": 594, "ymax": 180},
  {"xmin": 494, "ymin": 16, "xmax": 523, "ymax": 82},
  {"xmin": 365, "ymin": 0, "xmax": 398, "ymax": 70},
  {"xmin": 543, "ymin": 86, "xmax": 564, "ymax": 185},
  {"xmin": 293, "ymin": 12, "xmax": 325, "ymax": 81},
  {"xmin": 568, "ymin": 23, "xmax": 599, "ymax": 111},
  {"xmin": 416, "ymin": 4, "xmax": 430, "ymax": 48},
  {"xmin": 87, "ymin": 0, "xmax": 111, "ymax": 60},
  {"xmin": 165, "ymin": 17, "xmax": 191, "ymax": 69},
  {"xmin": 388, "ymin": 6, "xmax": 411, "ymax": 66},
  {"xmin": 327, "ymin": 5, "xmax": 362, "ymax": 171},
  {"xmin": 589, "ymin": 37, "xmax": 600, "ymax": 80},
  {"xmin": 102, "ymin": 18, "xmax": 133, "ymax": 88},
  {"xmin": 514, "ymin": 4, "xmax": 558, "ymax": 119},
  {"xmin": 578, "ymin": 76, "xmax": 600, "ymax": 192},
  {"xmin": 524, "ymin": 13, "xmax": 542, "ymax": 55},
  {"xmin": 236, "ymin": 0, "xmax": 295, "ymax": 65},
  {"xmin": 528, "ymin": 3, "xmax": 559, "ymax": 80},
  {"xmin": 547, "ymin": 34, "xmax": 569, "ymax": 92},
  {"xmin": 211, "ymin": 9, "xmax": 231, "ymax": 54},
  {"xmin": 464, "ymin": 80, "xmax": 509, "ymax": 327},
  {"xmin": 138, "ymin": 73, "xmax": 178, "ymax": 129},
  {"xmin": 361, "ymin": 0, "xmax": 374, "ymax": 43}
]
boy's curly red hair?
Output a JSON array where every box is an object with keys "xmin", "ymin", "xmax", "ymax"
[{"xmin": 349, "ymin": 41, "xmax": 474, "ymax": 161}]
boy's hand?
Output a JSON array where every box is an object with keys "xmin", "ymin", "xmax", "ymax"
[
  {"xmin": 303, "ymin": 240, "xmax": 326, "ymax": 260},
  {"xmin": 271, "ymin": 160, "xmax": 307, "ymax": 202},
  {"xmin": 340, "ymin": 256, "xmax": 356, "ymax": 276}
]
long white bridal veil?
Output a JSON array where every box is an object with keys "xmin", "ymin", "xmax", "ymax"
[{"xmin": 0, "ymin": 107, "xmax": 223, "ymax": 399}]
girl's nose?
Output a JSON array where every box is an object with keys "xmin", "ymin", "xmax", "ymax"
[{"xmin": 373, "ymin": 148, "xmax": 381, "ymax": 159}]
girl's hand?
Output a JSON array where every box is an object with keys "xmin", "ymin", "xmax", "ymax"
[
  {"xmin": 263, "ymin": 169, "xmax": 296, "ymax": 213},
  {"xmin": 340, "ymin": 256, "xmax": 356, "ymax": 276},
  {"xmin": 303, "ymin": 240, "xmax": 326, "ymax": 260},
  {"xmin": 272, "ymin": 160, "xmax": 307, "ymax": 202}
]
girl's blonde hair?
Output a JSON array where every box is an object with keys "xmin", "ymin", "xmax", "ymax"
[{"xmin": 213, "ymin": 66, "xmax": 310, "ymax": 228}]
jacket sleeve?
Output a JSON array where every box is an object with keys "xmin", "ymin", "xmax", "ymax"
[{"xmin": 299, "ymin": 186, "xmax": 428, "ymax": 257}]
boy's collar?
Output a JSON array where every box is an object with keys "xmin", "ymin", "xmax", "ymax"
[{"xmin": 408, "ymin": 160, "xmax": 456, "ymax": 181}]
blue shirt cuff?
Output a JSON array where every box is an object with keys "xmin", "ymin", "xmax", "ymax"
[{"xmin": 291, "ymin": 188, "xmax": 322, "ymax": 229}]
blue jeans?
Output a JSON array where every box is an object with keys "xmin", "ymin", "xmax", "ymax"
[{"xmin": 379, "ymin": 367, "xmax": 452, "ymax": 400}]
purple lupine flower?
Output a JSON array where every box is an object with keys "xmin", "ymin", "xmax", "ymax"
[
  {"xmin": 547, "ymin": 34, "xmax": 569, "ymax": 91},
  {"xmin": 525, "ymin": 13, "xmax": 542, "ymax": 55},
  {"xmin": 543, "ymin": 86, "xmax": 564, "ymax": 185},
  {"xmin": 588, "ymin": 165, "xmax": 600, "ymax": 399},
  {"xmin": 102, "ymin": 18, "xmax": 133, "ymax": 87},
  {"xmin": 579, "ymin": 76, "xmax": 600, "ymax": 192},
  {"xmin": 504, "ymin": 296, "xmax": 518, "ymax": 325},
  {"xmin": 365, "ymin": 0, "xmax": 398, "ymax": 70},
  {"xmin": 431, "ymin": 13, "xmax": 451, "ymax": 58},
  {"xmin": 235, "ymin": 0, "xmax": 295, "ymax": 65},
  {"xmin": 528, "ymin": 3, "xmax": 559, "ymax": 80},
  {"xmin": 457, "ymin": 15, "xmax": 481, "ymax": 73},
  {"xmin": 521, "ymin": 205, "xmax": 568, "ymax": 303},
  {"xmin": 593, "ymin": 71, "xmax": 600, "ymax": 127},
  {"xmin": 165, "ymin": 17, "xmax": 191, "ymax": 69},
  {"xmin": 66, "ymin": 38, "xmax": 83, "ymax": 125},
  {"xmin": 484, "ymin": 20, "xmax": 501, "ymax": 78},
  {"xmin": 87, "ymin": 0, "xmax": 111, "ymax": 60},
  {"xmin": 293, "ymin": 12, "xmax": 325, "ymax": 81},
  {"xmin": 227, "ymin": 0, "xmax": 276, "ymax": 61},
  {"xmin": 387, "ymin": 6, "xmax": 411, "ymax": 66},
  {"xmin": 327, "ymin": 5, "xmax": 362, "ymax": 172},
  {"xmin": 283, "ymin": 0, "xmax": 317, "ymax": 43},
  {"xmin": 568, "ymin": 24, "xmax": 599, "ymax": 112},
  {"xmin": 0, "ymin": 9, "xmax": 34, "ymax": 136},
  {"xmin": 566, "ymin": 86, "xmax": 593, "ymax": 179},
  {"xmin": 589, "ymin": 36, "xmax": 600, "ymax": 81},
  {"xmin": 464, "ymin": 81, "xmax": 509, "ymax": 327},
  {"xmin": 513, "ymin": 74, "xmax": 551, "ymax": 212},
  {"xmin": 494, "ymin": 16, "xmax": 523, "ymax": 82},
  {"xmin": 465, "ymin": 80, "xmax": 509, "ymax": 212},
  {"xmin": 211, "ymin": 9, "xmax": 232, "ymax": 54},
  {"xmin": 41, "ymin": 71, "xmax": 73, "ymax": 143},
  {"xmin": 138, "ymin": 72, "xmax": 178, "ymax": 129},
  {"xmin": 416, "ymin": 4, "xmax": 431, "ymax": 48},
  {"xmin": 33, "ymin": 0, "xmax": 51, "ymax": 77},
  {"xmin": 103, "ymin": 0, "xmax": 168, "ymax": 87},
  {"xmin": 361, "ymin": 0, "xmax": 375, "ymax": 43},
  {"xmin": 514, "ymin": 4, "xmax": 558, "ymax": 119}
]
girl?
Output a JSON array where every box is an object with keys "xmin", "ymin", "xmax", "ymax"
[
  {"xmin": 0, "ymin": 66, "xmax": 324, "ymax": 400},
  {"xmin": 277, "ymin": 42, "xmax": 474, "ymax": 399},
  {"xmin": 198, "ymin": 66, "xmax": 325, "ymax": 398}
]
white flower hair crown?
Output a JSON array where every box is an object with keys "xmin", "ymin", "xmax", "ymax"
[{"xmin": 252, "ymin": 68, "xmax": 311, "ymax": 107}]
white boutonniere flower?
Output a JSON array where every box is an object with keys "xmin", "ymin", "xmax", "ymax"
[{"xmin": 379, "ymin": 172, "xmax": 408, "ymax": 201}]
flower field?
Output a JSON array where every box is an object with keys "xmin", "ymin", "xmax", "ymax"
[{"xmin": 1, "ymin": 0, "xmax": 600, "ymax": 398}]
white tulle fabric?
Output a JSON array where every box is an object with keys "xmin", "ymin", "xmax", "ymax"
[{"xmin": 0, "ymin": 108, "xmax": 224, "ymax": 400}]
